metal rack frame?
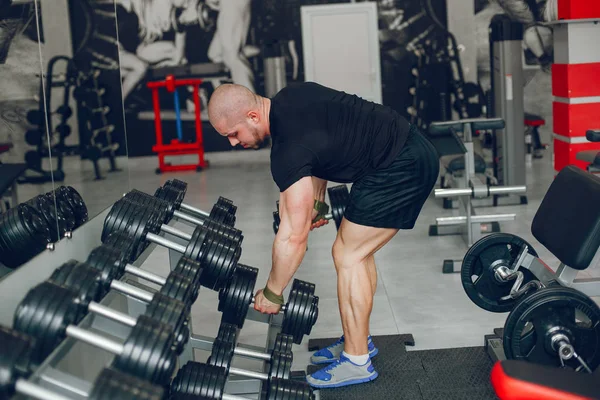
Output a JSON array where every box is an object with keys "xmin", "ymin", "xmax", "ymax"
[{"xmin": 0, "ymin": 203, "xmax": 282, "ymax": 398}]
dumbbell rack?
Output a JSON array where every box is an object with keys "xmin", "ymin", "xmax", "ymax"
[{"xmin": 0, "ymin": 204, "xmax": 289, "ymax": 399}]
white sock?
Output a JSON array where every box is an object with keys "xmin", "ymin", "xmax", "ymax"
[{"xmin": 342, "ymin": 351, "xmax": 369, "ymax": 365}]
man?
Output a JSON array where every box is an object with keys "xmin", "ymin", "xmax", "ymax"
[{"xmin": 207, "ymin": 82, "xmax": 439, "ymax": 388}]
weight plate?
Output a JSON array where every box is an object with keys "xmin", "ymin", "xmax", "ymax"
[
  {"xmin": 57, "ymin": 186, "xmax": 88, "ymax": 228},
  {"xmin": 218, "ymin": 264, "xmax": 258, "ymax": 328},
  {"xmin": 273, "ymin": 211, "xmax": 281, "ymax": 234},
  {"xmin": 503, "ymin": 286, "xmax": 600, "ymax": 372},
  {"xmin": 52, "ymin": 191, "xmax": 77, "ymax": 232},
  {"xmin": 273, "ymin": 333, "xmax": 294, "ymax": 355},
  {"xmin": 208, "ymin": 338, "xmax": 235, "ymax": 373},
  {"xmin": 13, "ymin": 282, "xmax": 81, "ymax": 363},
  {"xmin": 173, "ymin": 257, "xmax": 203, "ymax": 301},
  {"xmin": 86, "ymin": 245, "xmax": 127, "ymax": 296},
  {"xmin": 0, "ymin": 204, "xmax": 51, "ymax": 269},
  {"xmin": 208, "ymin": 204, "xmax": 231, "ymax": 226},
  {"xmin": 462, "ymin": 233, "xmax": 540, "ymax": 313},
  {"xmin": 202, "ymin": 219, "xmax": 243, "ymax": 246},
  {"xmin": 114, "ymin": 315, "xmax": 176, "ymax": 386},
  {"xmin": 145, "ymin": 293, "xmax": 189, "ymax": 355},
  {"xmin": 103, "ymin": 231, "xmax": 136, "ymax": 263},
  {"xmin": 211, "ymin": 241, "xmax": 241, "ymax": 291},
  {"xmin": 282, "ymin": 280, "xmax": 317, "ymax": 344},
  {"xmin": 155, "ymin": 186, "xmax": 180, "ymax": 210},
  {"xmin": 48, "ymin": 260, "xmax": 103, "ymax": 306},
  {"xmin": 102, "ymin": 198, "xmax": 125, "ymax": 242},
  {"xmin": 327, "ymin": 185, "xmax": 349, "ymax": 230},
  {"xmin": 0, "ymin": 326, "xmax": 36, "ymax": 398},
  {"xmin": 160, "ymin": 272, "xmax": 195, "ymax": 306},
  {"xmin": 25, "ymin": 129, "xmax": 43, "ymax": 146},
  {"xmin": 128, "ymin": 189, "xmax": 174, "ymax": 223},
  {"xmin": 170, "ymin": 361, "xmax": 227, "ymax": 398},
  {"xmin": 268, "ymin": 377, "xmax": 315, "ymax": 400},
  {"xmin": 24, "ymin": 150, "xmax": 41, "ymax": 169},
  {"xmin": 89, "ymin": 367, "xmax": 165, "ymax": 400},
  {"xmin": 268, "ymin": 350, "xmax": 292, "ymax": 379},
  {"xmin": 184, "ymin": 225, "xmax": 208, "ymax": 266},
  {"xmin": 55, "ymin": 124, "xmax": 71, "ymax": 138}
]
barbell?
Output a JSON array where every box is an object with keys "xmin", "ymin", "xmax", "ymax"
[
  {"xmin": 218, "ymin": 264, "xmax": 319, "ymax": 344},
  {"xmin": 13, "ymin": 281, "xmax": 176, "ymax": 386}
]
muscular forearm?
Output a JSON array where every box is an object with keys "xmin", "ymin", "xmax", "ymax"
[{"xmin": 266, "ymin": 233, "xmax": 307, "ymax": 296}]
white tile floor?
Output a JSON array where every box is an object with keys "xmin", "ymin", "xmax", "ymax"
[{"xmin": 8, "ymin": 148, "xmax": 600, "ymax": 373}]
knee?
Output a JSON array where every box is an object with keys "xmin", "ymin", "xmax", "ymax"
[{"xmin": 332, "ymin": 238, "xmax": 362, "ymax": 270}]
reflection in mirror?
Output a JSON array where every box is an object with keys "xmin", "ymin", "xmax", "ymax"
[{"xmin": 0, "ymin": 0, "xmax": 60, "ymax": 273}]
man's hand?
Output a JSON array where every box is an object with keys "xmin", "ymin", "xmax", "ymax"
[{"xmin": 254, "ymin": 289, "xmax": 282, "ymax": 314}]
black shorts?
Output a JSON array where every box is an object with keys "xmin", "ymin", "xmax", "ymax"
[{"xmin": 344, "ymin": 124, "xmax": 440, "ymax": 229}]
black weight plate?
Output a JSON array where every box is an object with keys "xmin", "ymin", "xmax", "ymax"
[
  {"xmin": 184, "ymin": 225, "xmax": 209, "ymax": 264},
  {"xmin": 201, "ymin": 235, "xmax": 230, "ymax": 288},
  {"xmin": 145, "ymin": 293, "xmax": 189, "ymax": 354},
  {"xmin": 112, "ymin": 198, "xmax": 139, "ymax": 241},
  {"xmin": 462, "ymin": 233, "xmax": 540, "ymax": 313},
  {"xmin": 268, "ymin": 350, "xmax": 292, "ymax": 379},
  {"xmin": 123, "ymin": 206, "xmax": 153, "ymax": 259},
  {"xmin": 268, "ymin": 377, "xmax": 315, "ymax": 400},
  {"xmin": 26, "ymin": 195, "xmax": 59, "ymax": 240},
  {"xmin": 24, "ymin": 150, "xmax": 41, "ymax": 168},
  {"xmin": 208, "ymin": 338, "xmax": 235, "ymax": 373},
  {"xmin": 170, "ymin": 361, "xmax": 226, "ymax": 398},
  {"xmin": 160, "ymin": 272, "xmax": 195, "ymax": 306},
  {"xmin": 102, "ymin": 198, "xmax": 125, "ymax": 242},
  {"xmin": 0, "ymin": 204, "xmax": 51, "ymax": 268},
  {"xmin": 86, "ymin": 245, "xmax": 127, "ymax": 296},
  {"xmin": 216, "ymin": 322, "xmax": 239, "ymax": 347},
  {"xmin": 173, "ymin": 257, "xmax": 203, "ymax": 301},
  {"xmin": 282, "ymin": 279, "xmax": 315, "ymax": 344},
  {"xmin": 48, "ymin": 261, "xmax": 103, "ymax": 306},
  {"xmin": 297, "ymin": 280, "xmax": 318, "ymax": 337},
  {"xmin": 114, "ymin": 315, "xmax": 176, "ymax": 386},
  {"xmin": 89, "ymin": 367, "xmax": 165, "ymax": 400},
  {"xmin": 50, "ymin": 191, "xmax": 76, "ymax": 233},
  {"xmin": 503, "ymin": 286, "xmax": 600, "ymax": 371},
  {"xmin": 218, "ymin": 264, "xmax": 257, "ymax": 328},
  {"xmin": 273, "ymin": 333, "xmax": 294, "ymax": 355},
  {"xmin": 103, "ymin": 231, "xmax": 137, "ymax": 262},
  {"xmin": 209, "ymin": 241, "xmax": 241, "ymax": 291},
  {"xmin": 56, "ymin": 124, "xmax": 71, "ymax": 137},
  {"xmin": 25, "ymin": 129, "xmax": 43, "ymax": 146},
  {"xmin": 206, "ymin": 219, "xmax": 243, "ymax": 246},
  {"xmin": 0, "ymin": 326, "xmax": 36, "ymax": 398},
  {"xmin": 64, "ymin": 186, "xmax": 88, "ymax": 226},
  {"xmin": 208, "ymin": 204, "xmax": 229, "ymax": 225},
  {"xmin": 127, "ymin": 189, "xmax": 174, "ymax": 222},
  {"xmin": 327, "ymin": 185, "xmax": 349, "ymax": 230},
  {"xmin": 155, "ymin": 186, "xmax": 180, "ymax": 209},
  {"xmin": 13, "ymin": 282, "xmax": 81, "ymax": 363},
  {"xmin": 273, "ymin": 211, "xmax": 280, "ymax": 234}
]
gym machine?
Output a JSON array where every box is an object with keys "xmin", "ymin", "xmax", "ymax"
[
  {"xmin": 0, "ymin": 180, "xmax": 317, "ymax": 399},
  {"xmin": 427, "ymin": 117, "xmax": 527, "ymax": 274},
  {"xmin": 487, "ymin": 15, "xmax": 529, "ymax": 206},
  {"xmin": 460, "ymin": 165, "xmax": 600, "ymax": 374}
]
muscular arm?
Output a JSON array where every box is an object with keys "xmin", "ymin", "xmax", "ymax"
[{"xmin": 266, "ymin": 176, "xmax": 313, "ymax": 296}]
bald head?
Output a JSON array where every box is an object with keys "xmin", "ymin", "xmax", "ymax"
[{"xmin": 208, "ymin": 84, "xmax": 260, "ymax": 132}]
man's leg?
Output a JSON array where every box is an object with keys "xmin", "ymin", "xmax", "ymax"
[{"xmin": 307, "ymin": 218, "xmax": 398, "ymax": 388}]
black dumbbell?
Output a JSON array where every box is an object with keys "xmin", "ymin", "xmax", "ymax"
[
  {"xmin": 208, "ymin": 322, "xmax": 293, "ymax": 383},
  {"xmin": 218, "ymin": 265, "xmax": 319, "ymax": 344},
  {"xmin": 272, "ymin": 184, "xmax": 349, "ymax": 234},
  {"xmin": 0, "ymin": 325, "xmax": 165, "ymax": 399},
  {"xmin": 13, "ymin": 281, "xmax": 176, "ymax": 386},
  {"xmin": 156, "ymin": 179, "xmax": 237, "ymax": 227},
  {"xmin": 0, "ymin": 204, "xmax": 53, "ymax": 269},
  {"xmin": 48, "ymin": 259, "xmax": 190, "ymax": 353},
  {"xmin": 170, "ymin": 362, "xmax": 314, "ymax": 400},
  {"xmin": 124, "ymin": 189, "xmax": 243, "ymax": 247},
  {"xmin": 87, "ymin": 243, "xmax": 203, "ymax": 307},
  {"xmin": 101, "ymin": 197, "xmax": 241, "ymax": 290}
]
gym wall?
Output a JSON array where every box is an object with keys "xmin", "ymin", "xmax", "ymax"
[{"xmin": 66, "ymin": 0, "xmax": 447, "ymax": 158}]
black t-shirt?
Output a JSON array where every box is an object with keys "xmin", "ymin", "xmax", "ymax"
[{"xmin": 269, "ymin": 82, "xmax": 411, "ymax": 192}]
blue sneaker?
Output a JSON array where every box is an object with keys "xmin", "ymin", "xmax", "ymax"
[
  {"xmin": 311, "ymin": 335, "xmax": 378, "ymax": 365},
  {"xmin": 306, "ymin": 353, "xmax": 378, "ymax": 388}
]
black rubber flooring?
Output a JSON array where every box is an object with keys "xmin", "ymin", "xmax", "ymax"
[{"xmin": 306, "ymin": 334, "xmax": 499, "ymax": 400}]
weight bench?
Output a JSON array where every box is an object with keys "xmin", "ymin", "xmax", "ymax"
[
  {"xmin": 576, "ymin": 129, "xmax": 600, "ymax": 173},
  {"xmin": 0, "ymin": 163, "xmax": 27, "ymax": 212},
  {"xmin": 491, "ymin": 360, "xmax": 600, "ymax": 400},
  {"xmin": 524, "ymin": 113, "xmax": 548, "ymax": 159},
  {"xmin": 427, "ymin": 117, "xmax": 527, "ymax": 273}
]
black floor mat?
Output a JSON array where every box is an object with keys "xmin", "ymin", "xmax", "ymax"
[{"xmin": 306, "ymin": 334, "xmax": 498, "ymax": 400}]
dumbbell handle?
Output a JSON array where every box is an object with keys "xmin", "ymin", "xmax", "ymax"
[
  {"xmin": 161, "ymin": 224, "xmax": 193, "ymax": 241},
  {"xmin": 179, "ymin": 202, "xmax": 210, "ymax": 219},
  {"xmin": 251, "ymin": 296, "xmax": 287, "ymax": 312},
  {"xmin": 65, "ymin": 325, "xmax": 124, "ymax": 355},
  {"xmin": 15, "ymin": 380, "xmax": 71, "ymax": 400},
  {"xmin": 146, "ymin": 232, "xmax": 187, "ymax": 254},
  {"xmin": 228, "ymin": 366, "xmax": 269, "ymax": 381},
  {"xmin": 173, "ymin": 210, "xmax": 206, "ymax": 226},
  {"xmin": 233, "ymin": 345, "xmax": 271, "ymax": 361},
  {"xmin": 88, "ymin": 301, "xmax": 138, "ymax": 327}
]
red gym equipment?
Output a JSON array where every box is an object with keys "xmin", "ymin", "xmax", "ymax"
[{"xmin": 147, "ymin": 74, "xmax": 209, "ymax": 174}]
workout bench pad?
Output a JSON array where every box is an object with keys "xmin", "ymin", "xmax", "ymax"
[{"xmin": 306, "ymin": 334, "xmax": 498, "ymax": 400}]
